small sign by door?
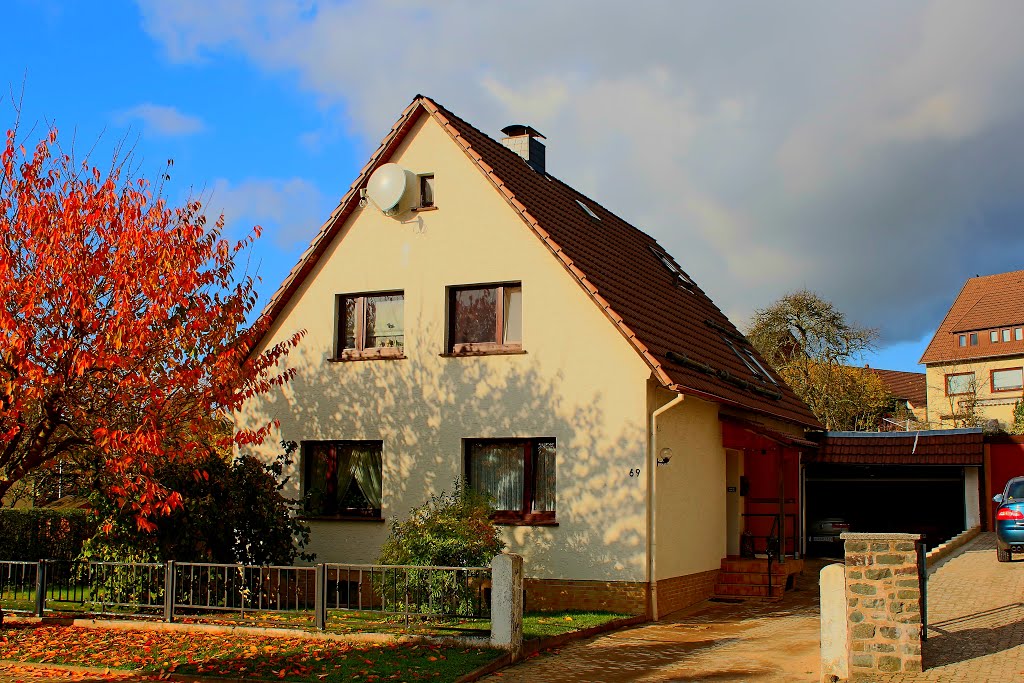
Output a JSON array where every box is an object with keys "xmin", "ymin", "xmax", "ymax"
[{"xmin": 727, "ymin": 486, "xmax": 737, "ymax": 493}]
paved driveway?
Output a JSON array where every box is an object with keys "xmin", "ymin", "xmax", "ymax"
[
  {"xmin": 864, "ymin": 532, "xmax": 1024, "ymax": 682},
  {"xmin": 482, "ymin": 566, "xmax": 824, "ymax": 683}
]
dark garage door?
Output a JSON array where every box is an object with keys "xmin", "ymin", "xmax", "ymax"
[{"xmin": 805, "ymin": 464, "xmax": 965, "ymax": 554}]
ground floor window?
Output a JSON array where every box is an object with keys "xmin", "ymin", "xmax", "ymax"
[
  {"xmin": 465, "ymin": 439, "xmax": 555, "ymax": 524},
  {"xmin": 302, "ymin": 441, "xmax": 383, "ymax": 519}
]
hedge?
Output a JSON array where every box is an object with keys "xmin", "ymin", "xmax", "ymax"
[{"xmin": 0, "ymin": 508, "xmax": 97, "ymax": 561}]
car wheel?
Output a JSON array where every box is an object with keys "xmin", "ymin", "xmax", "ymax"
[{"xmin": 998, "ymin": 547, "xmax": 1012, "ymax": 562}]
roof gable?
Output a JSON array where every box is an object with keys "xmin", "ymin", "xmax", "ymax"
[
  {"xmin": 864, "ymin": 368, "xmax": 927, "ymax": 407},
  {"xmin": 920, "ymin": 270, "xmax": 1024, "ymax": 364},
  {"xmin": 258, "ymin": 96, "xmax": 820, "ymax": 429}
]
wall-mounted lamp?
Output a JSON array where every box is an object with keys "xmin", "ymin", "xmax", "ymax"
[{"xmin": 657, "ymin": 447, "xmax": 673, "ymax": 466}]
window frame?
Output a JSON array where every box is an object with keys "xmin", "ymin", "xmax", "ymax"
[
  {"xmin": 300, "ymin": 440, "xmax": 384, "ymax": 521},
  {"xmin": 991, "ymin": 330, "xmax": 999, "ymax": 343},
  {"xmin": 1017, "ymin": 328, "xmax": 1023, "ymax": 342},
  {"xmin": 1003, "ymin": 329, "xmax": 1012, "ymax": 343},
  {"xmin": 417, "ymin": 174, "xmax": 435, "ymax": 210},
  {"xmin": 958, "ymin": 334, "xmax": 967, "ymax": 347},
  {"xmin": 991, "ymin": 367, "xmax": 1024, "ymax": 393},
  {"xmin": 445, "ymin": 283, "xmax": 524, "ymax": 356},
  {"xmin": 334, "ymin": 291, "xmax": 406, "ymax": 361},
  {"xmin": 649, "ymin": 245, "xmax": 694, "ymax": 290},
  {"xmin": 945, "ymin": 371, "xmax": 976, "ymax": 396},
  {"xmin": 464, "ymin": 438, "xmax": 556, "ymax": 526},
  {"xmin": 970, "ymin": 333, "xmax": 978, "ymax": 346}
]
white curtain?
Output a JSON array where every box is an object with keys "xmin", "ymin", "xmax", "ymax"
[{"xmin": 470, "ymin": 443, "xmax": 523, "ymax": 511}]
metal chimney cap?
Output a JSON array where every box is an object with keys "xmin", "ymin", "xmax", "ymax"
[{"xmin": 501, "ymin": 124, "xmax": 546, "ymax": 139}]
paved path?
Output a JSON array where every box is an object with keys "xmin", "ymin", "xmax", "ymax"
[
  {"xmin": 483, "ymin": 566, "xmax": 825, "ymax": 683},
  {"xmin": 861, "ymin": 532, "xmax": 1024, "ymax": 682}
]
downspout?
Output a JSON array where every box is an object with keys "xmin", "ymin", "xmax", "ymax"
[{"xmin": 648, "ymin": 392, "xmax": 685, "ymax": 621}]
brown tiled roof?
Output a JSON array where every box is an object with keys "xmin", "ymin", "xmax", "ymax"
[
  {"xmin": 920, "ymin": 270, "xmax": 1024, "ymax": 364},
  {"xmin": 864, "ymin": 368, "xmax": 927, "ymax": 407},
  {"xmin": 260, "ymin": 96, "xmax": 821, "ymax": 429},
  {"xmin": 809, "ymin": 430, "xmax": 983, "ymax": 465}
]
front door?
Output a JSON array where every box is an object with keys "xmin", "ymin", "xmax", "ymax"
[{"xmin": 726, "ymin": 449, "xmax": 744, "ymax": 556}]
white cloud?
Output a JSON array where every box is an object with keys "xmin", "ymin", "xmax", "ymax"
[
  {"xmin": 136, "ymin": 0, "xmax": 1024, "ymax": 347},
  {"xmin": 117, "ymin": 103, "xmax": 206, "ymax": 137},
  {"xmin": 207, "ymin": 177, "xmax": 326, "ymax": 248}
]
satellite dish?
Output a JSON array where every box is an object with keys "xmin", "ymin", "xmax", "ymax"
[{"xmin": 365, "ymin": 163, "xmax": 409, "ymax": 214}]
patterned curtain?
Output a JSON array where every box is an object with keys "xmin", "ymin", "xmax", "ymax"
[
  {"xmin": 533, "ymin": 442, "xmax": 556, "ymax": 512},
  {"xmin": 469, "ymin": 442, "xmax": 523, "ymax": 511},
  {"xmin": 351, "ymin": 446, "xmax": 383, "ymax": 510}
]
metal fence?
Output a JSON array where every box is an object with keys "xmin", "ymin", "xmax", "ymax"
[{"xmin": 0, "ymin": 559, "xmax": 491, "ymax": 629}]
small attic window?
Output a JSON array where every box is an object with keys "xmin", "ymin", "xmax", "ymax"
[
  {"xmin": 576, "ymin": 200, "xmax": 600, "ymax": 220},
  {"xmin": 650, "ymin": 246, "xmax": 694, "ymax": 289},
  {"xmin": 419, "ymin": 174, "xmax": 435, "ymax": 208},
  {"xmin": 745, "ymin": 350, "xmax": 778, "ymax": 385}
]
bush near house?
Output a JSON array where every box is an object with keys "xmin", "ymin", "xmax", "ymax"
[
  {"xmin": 0, "ymin": 508, "xmax": 96, "ymax": 561},
  {"xmin": 378, "ymin": 481, "xmax": 505, "ymax": 616}
]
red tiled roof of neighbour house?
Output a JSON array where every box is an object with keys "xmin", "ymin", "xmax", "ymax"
[
  {"xmin": 258, "ymin": 96, "xmax": 821, "ymax": 429},
  {"xmin": 808, "ymin": 429, "xmax": 984, "ymax": 465},
  {"xmin": 864, "ymin": 368, "xmax": 927, "ymax": 407},
  {"xmin": 920, "ymin": 270, "xmax": 1024, "ymax": 364}
]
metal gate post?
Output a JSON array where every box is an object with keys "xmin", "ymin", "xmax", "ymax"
[
  {"xmin": 314, "ymin": 564, "xmax": 326, "ymax": 631},
  {"xmin": 34, "ymin": 560, "xmax": 46, "ymax": 617},
  {"xmin": 164, "ymin": 561, "xmax": 176, "ymax": 623}
]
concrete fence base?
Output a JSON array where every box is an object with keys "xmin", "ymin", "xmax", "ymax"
[
  {"xmin": 819, "ymin": 563, "xmax": 849, "ymax": 683},
  {"xmin": 489, "ymin": 554, "xmax": 524, "ymax": 658}
]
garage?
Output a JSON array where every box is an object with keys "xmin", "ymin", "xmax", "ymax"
[{"xmin": 803, "ymin": 429, "xmax": 984, "ymax": 556}]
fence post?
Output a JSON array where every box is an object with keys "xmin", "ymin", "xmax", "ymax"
[
  {"xmin": 314, "ymin": 564, "xmax": 326, "ymax": 631},
  {"xmin": 164, "ymin": 561, "xmax": 175, "ymax": 623},
  {"xmin": 490, "ymin": 554, "xmax": 523, "ymax": 660},
  {"xmin": 34, "ymin": 560, "xmax": 46, "ymax": 618}
]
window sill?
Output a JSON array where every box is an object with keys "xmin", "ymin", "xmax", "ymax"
[
  {"xmin": 330, "ymin": 351, "xmax": 406, "ymax": 362},
  {"xmin": 413, "ymin": 205, "xmax": 438, "ymax": 212},
  {"xmin": 300, "ymin": 516, "xmax": 386, "ymax": 523},
  {"xmin": 440, "ymin": 346, "xmax": 526, "ymax": 358},
  {"xmin": 495, "ymin": 519, "xmax": 559, "ymax": 527}
]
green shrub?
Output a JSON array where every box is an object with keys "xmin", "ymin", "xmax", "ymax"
[
  {"xmin": 0, "ymin": 508, "xmax": 97, "ymax": 560},
  {"xmin": 378, "ymin": 481, "xmax": 505, "ymax": 617}
]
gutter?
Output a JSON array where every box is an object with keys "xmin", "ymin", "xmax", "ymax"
[{"xmin": 647, "ymin": 392, "xmax": 685, "ymax": 620}]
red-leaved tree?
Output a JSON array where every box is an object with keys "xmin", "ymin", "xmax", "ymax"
[{"xmin": 0, "ymin": 125, "xmax": 302, "ymax": 531}]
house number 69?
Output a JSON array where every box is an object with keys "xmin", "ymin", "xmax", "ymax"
[{"xmin": 629, "ymin": 468, "xmax": 641, "ymax": 478}]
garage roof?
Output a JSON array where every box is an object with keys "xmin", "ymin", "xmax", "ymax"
[{"xmin": 810, "ymin": 429, "xmax": 984, "ymax": 465}]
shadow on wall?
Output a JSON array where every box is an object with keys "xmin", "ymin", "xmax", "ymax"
[{"xmin": 239, "ymin": 320, "xmax": 648, "ymax": 581}]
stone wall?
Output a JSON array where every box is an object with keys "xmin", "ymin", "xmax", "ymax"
[{"xmin": 842, "ymin": 532, "xmax": 924, "ymax": 675}]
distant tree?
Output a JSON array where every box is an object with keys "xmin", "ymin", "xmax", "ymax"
[
  {"xmin": 1011, "ymin": 400, "xmax": 1024, "ymax": 435},
  {"xmin": 0, "ymin": 119, "xmax": 302, "ymax": 530},
  {"xmin": 746, "ymin": 289, "xmax": 892, "ymax": 430}
]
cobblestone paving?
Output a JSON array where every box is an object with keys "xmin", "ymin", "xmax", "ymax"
[
  {"xmin": 482, "ymin": 566, "xmax": 825, "ymax": 683},
  {"xmin": 855, "ymin": 532, "xmax": 1024, "ymax": 683}
]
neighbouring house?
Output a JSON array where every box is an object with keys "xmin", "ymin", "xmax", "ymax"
[
  {"xmin": 920, "ymin": 270, "xmax": 1024, "ymax": 430},
  {"xmin": 238, "ymin": 95, "xmax": 821, "ymax": 617},
  {"xmin": 863, "ymin": 366, "xmax": 928, "ymax": 426}
]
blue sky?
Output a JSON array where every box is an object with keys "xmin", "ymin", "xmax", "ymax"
[{"xmin": 6, "ymin": 1, "xmax": 1022, "ymax": 374}]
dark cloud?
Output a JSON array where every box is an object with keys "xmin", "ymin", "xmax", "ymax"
[{"xmin": 137, "ymin": 0, "xmax": 1024, "ymax": 343}]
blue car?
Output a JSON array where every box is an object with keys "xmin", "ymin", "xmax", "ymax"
[{"xmin": 993, "ymin": 476, "xmax": 1024, "ymax": 562}]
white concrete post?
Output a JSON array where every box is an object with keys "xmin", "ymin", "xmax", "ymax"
[
  {"xmin": 820, "ymin": 563, "xmax": 849, "ymax": 682},
  {"xmin": 490, "ymin": 553, "xmax": 524, "ymax": 658}
]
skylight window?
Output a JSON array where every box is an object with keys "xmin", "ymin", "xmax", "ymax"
[
  {"xmin": 650, "ymin": 246, "xmax": 694, "ymax": 289},
  {"xmin": 745, "ymin": 350, "xmax": 778, "ymax": 385},
  {"xmin": 576, "ymin": 200, "xmax": 600, "ymax": 220}
]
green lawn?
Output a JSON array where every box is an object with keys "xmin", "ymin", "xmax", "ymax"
[{"xmin": 0, "ymin": 623, "xmax": 501, "ymax": 682}]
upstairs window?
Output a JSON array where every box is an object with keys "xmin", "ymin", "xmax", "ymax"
[
  {"xmin": 958, "ymin": 335, "xmax": 967, "ymax": 347},
  {"xmin": 302, "ymin": 441, "xmax": 383, "ymax": 519},
  {"xmin": 1004, "ymin": 329, "xmax": 1012, "ymax": 343},
  {"xmin": 945, "ymin": 372, "xmax": 975, "ymax": 396},
  {"xmin": 991, "ymin": 331, "xmax": 999, "ymax": 343},
  {"xmin": 650, "ymin": 246, "xmax": 694, "ymax": 290},
  {"xmin": 337, "ymin": 292, "xmax": 404, "ymax": 360},
  {"xmin": 992, "ymin": 368, "xmax": 1023, "ymax": 392},
  {"xmin": 970, "ymin": 333, "xmax": 978, "ymax": 346},
  {"xmin": 419, "ymin": 174, "xmax": 435, "ymax": 208},
  {"xmin": 466, "ymin": 438, "xmax": 555, "ymax": 524},
  {"xmin": 1017, "ymin": 328, "xmax": 1023, "ymax": 341},
  {"xmin": 448, "ymin": 283, "xmax": 522, "ymax": 354}
]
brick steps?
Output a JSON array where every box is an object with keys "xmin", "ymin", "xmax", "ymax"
[{"xmin": 713, "ymin": 557, "xmax": 802, "ymax": 601}]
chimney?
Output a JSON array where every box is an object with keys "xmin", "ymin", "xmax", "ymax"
[{"xmin": 501, "ymin": 125, "xmax": 546, "ymax": 173}]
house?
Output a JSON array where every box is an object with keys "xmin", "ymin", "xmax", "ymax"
[
  {"xmin": 920, "ymin": 270, "xmax": 1024, "ymax": 430},
  {"xmin": 237, "ymin": 95, "xmax": 820, "ymax": 617},
  {"xmin": 863, "ymin": 367, "xmax": 927, "ymax": 426}
]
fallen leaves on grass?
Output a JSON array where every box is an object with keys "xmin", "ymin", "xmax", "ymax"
[{"xmin": 0, "ymin": 624, "xmax": 498, "ymax": 681}]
